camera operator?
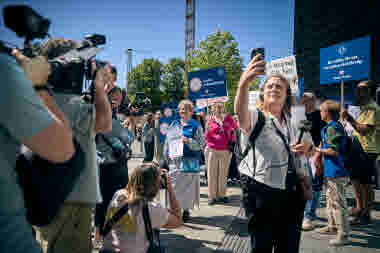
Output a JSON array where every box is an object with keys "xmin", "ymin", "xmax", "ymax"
[
  {"xmin": 0, "ymin": 49, "xmax": 75, "ymax": 253},
  {"xmin": 35, "ymin": 38, "xmax": 113, "ymax": 253},
  {"xmin": 94, "ymin": 86, "xmax": 135, "ymax": 242}
]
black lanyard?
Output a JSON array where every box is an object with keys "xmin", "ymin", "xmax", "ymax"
[{"xmin": 272, "ymin": 120, "xmax": 298, "ymax": 191}]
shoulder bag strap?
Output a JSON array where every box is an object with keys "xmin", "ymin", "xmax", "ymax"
[
  {"xmin": 142, "ymin": 203, "xmax": 162, "ymax": 251},
  {"xmin": 270, "ymin": 119, "xmax": 296, "ymax": 173},
  {"xmin": 100, "ymin": 202, "xmax": 129, "ymax": 237},
  {"xmin": 243, "ymin": 110, "xmax": 265, "ymax": 176}
]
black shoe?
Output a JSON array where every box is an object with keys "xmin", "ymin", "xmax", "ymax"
[
  {"xmin": 208, "ymin": 199, "xmax": 217, "ymax": 205},
  {"xmin": 182, "ymin": 210, "xmax": 190, "ymax": 223},
  {"xmin": 219, "ymin": 197, "xmax": 229, "ymax": 203}
]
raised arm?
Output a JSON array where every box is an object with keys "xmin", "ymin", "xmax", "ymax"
[{"xmin": 234, "ymin": 54, "xmax": 266, "ymax": 132}]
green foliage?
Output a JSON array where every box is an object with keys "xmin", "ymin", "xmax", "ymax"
[
  {"xmin": 127, "ymin": 57, "xmax": 186, "ymax": 108},
  {"xmin": 188, "ymin": 31, "xmax": 244, "ymax": 114},
  {"xmin": 161, "ymin": 57, "xmax": 185, "ymax": 100}
]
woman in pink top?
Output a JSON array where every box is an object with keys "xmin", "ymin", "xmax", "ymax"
[{"xmin": 205, "ymin": 102, "xmax": 237, "ymax": 205}]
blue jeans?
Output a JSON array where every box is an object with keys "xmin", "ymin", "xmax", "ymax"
[{"xmin": 304, "ymin": 165, "xmax": 323, "ymax": 219}]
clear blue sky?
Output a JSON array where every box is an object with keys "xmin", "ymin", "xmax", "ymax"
[{"xmin": 0, "ymin": 0, "xmax": 294, "ymax": 89}]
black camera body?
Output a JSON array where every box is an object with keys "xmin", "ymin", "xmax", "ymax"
[{"xmin": 47, "ymin": 34, "xmax": 106, "ymax": 95}]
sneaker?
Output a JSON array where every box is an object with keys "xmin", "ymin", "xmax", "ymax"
[
  {"xmin": 302, "ymin": 219, "xmax": 314, "ymax": 231},
  {"xmin": 208, "ymin": 199, "xmax": 217, "ymax": 205},
  {"xmin": 329, "ymin": 234, "xmax": 350, "ymax": 246},
  {"xmin": 316, "ymin": 226, "xmax": 338, "ymax": 235}
]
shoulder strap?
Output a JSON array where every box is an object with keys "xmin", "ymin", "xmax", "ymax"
[
  {"xmin": 270, "ymin": 119, "xmax": 296, "ymax": 173},
  {"xmin": 142, "ymin": 203, "xmax": 162, "ymax": 251},
  {"xmin": 241, "ymin": 110, "xmax": 265, "ymax": 176},
  {"xmin": 100, "ymin": 202, "xmax": 129, "ymax": 237}
]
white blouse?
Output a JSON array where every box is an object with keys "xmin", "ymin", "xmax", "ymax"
[{"xmin": 239, "ymin": 109, "xmax": 309, "ymax": 190}]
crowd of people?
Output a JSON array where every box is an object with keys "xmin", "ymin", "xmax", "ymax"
[{"xmin": 1, "ymin": 20, "xmax": 380, "ymax": 253}]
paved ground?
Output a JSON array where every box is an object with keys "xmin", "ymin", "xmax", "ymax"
[{"xmin": 127, "ymin": 157, "xmax": 380, "ymax": 253}]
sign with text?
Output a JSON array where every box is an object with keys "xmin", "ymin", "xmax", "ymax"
[
  {"xmin": 320, "ymin": 36, "xmax": 370, "ymax": 84},
  {"xmin": 266, "ymin": 56, "xmax": 299, "ymax": 95},
  {"xmin": 195, "ymin": 96, "xmax": 229, "ymax": 109},
  {"xmin": 248, "ymin": 91, "xmax": 261, "ymax": 110},
  {"xmin": 188, "ymin": 66, "xmax": 227, "ymax": 100}
]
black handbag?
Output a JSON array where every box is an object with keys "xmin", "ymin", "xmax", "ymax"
[
  {"xmin": 142, "ymin": 203, "xmax": 167, "ymax": 253},
  {"xmin": 15, "ymin": 139, "xmax": 85, "ymax": 226}
]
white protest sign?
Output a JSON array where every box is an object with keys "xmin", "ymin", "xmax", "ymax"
[
  {"xmin": 248, "ymin": 91, "xmax": 261, "ymax": 110},
  {"xmin": 348, "ymin": 105, "xmax": 361, "ymax": 119},
  {"xmin": 196, "ymin": 96, "xmax": 229, "ymax": 109},
  {"xmin": 166, "ymin": 125, "xmax": 183, "ymax": 158},
  {"xmin": 266, "ymin": 56, "xmax": 299, "ymax": 95}
]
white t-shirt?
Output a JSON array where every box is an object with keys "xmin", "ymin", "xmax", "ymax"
[
  {"xmin": 239, "ymin": 109, "xmax": 308, "ymax": 190},
  {"xmin": 103, "ymin": 190, "xmax": 169, "ymax": 253}
]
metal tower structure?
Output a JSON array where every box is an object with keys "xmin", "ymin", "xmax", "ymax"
[
  {"xmin": 185, "ymin": 0, "xmax": 196, "ymax": 59},
  {"xmin": 125, "ymin": 48, "xmax": 133, "ymax": 93}
]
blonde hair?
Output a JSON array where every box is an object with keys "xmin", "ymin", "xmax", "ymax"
[
  {"xmin": 124, "ymin": 163, "xmax": 160, "ymax": 205},
  {"xmin": 261, "ymin": 74, "xmax": 292, "ymax": 117},
  {"xmin": 320, "ymin": 100, "xmax": 341, "ymax": 120},
  {"xmin": 178, "ymin": 99, "xmax": 194, "ymax": 112},
  {"xmin": 211, "ymin": 102, "xmax": 225, "ymax": 114}
]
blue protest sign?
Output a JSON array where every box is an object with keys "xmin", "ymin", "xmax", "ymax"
[
  {"xmin": 188, "ymin": 66, "xmax": 227, "ymax": 99},
  {"xmin": 320, "ymin": 36, "xmax": 370, "ymax": 84}
]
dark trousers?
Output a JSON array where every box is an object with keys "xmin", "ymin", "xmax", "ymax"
[
  {"xmin": 95, "ymin": 161, "xmax": 129, "ymax": 228},
  {"xmin": 228, "ymin": 152, "xmax": 239, "ymax": 180},
  {"xmin": 241, "ymin": 175, "xmax": 305, "ymax": 253},
  {"xmin": 144, "ymin": 140, "xmax": 154, "ymax": 162}
]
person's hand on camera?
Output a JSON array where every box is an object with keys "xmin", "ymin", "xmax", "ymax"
[
  {"xmin": 182, "ymin": 136, "xmax": 190, "ymax": 144},
  {"xmin": 340, "ymin": 109, "xmax": 351, "ymax": 122},
  {"xmin": 239, "ymin": 54, "xmax": 266, "ymax": 88},
  {"xmin": 94, "ymin": 64, "xmax": 113, "ymax": 91},
  {"xmin": 291, "ymin": 142, "xmax": 306, "ymax": 155},
  {"xmin": 12, "ymin": 49, "xmax": 51, "ymax": 87}
]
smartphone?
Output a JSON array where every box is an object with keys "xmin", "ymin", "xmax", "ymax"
[{"xmin": 250, "ymin": 48, "xmax": 265, "ymax": 60}]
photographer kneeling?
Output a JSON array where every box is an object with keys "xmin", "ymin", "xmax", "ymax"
[{"xmin": 102, "ymin": 162, "xmax": 182, "ymax": 253}]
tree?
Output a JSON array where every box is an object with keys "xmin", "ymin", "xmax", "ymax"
[
  {"xmin": 188, "ymin": 30, "xmax": 244, "ymax": 113},
  {"xmin": 126, "ymin": 58, "xmax": 163, "ymax": 107},
  {"xmin": 161, "ymin": 57, "xmax": 185, "ymax": 100}
]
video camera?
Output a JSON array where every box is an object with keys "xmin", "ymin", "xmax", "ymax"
[
  {"xmin": 1, "ymin": 5, "xmax": 106, "ymax": 96},
  {"xmin": 47, "ymin": 34, "xmax": 106, "ymax": 95}
]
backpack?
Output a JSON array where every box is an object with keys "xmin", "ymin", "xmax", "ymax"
[
  {"xmin": 234, "ymin": 110, "xmax": 265, "ymax": 169},
  {"xmin": 15, "ymin": 139, "xmax": 85, "ymax": 226},
  {"xmin": 333, "ymin": 122, "xmax": 370, "ymax": 174}
]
